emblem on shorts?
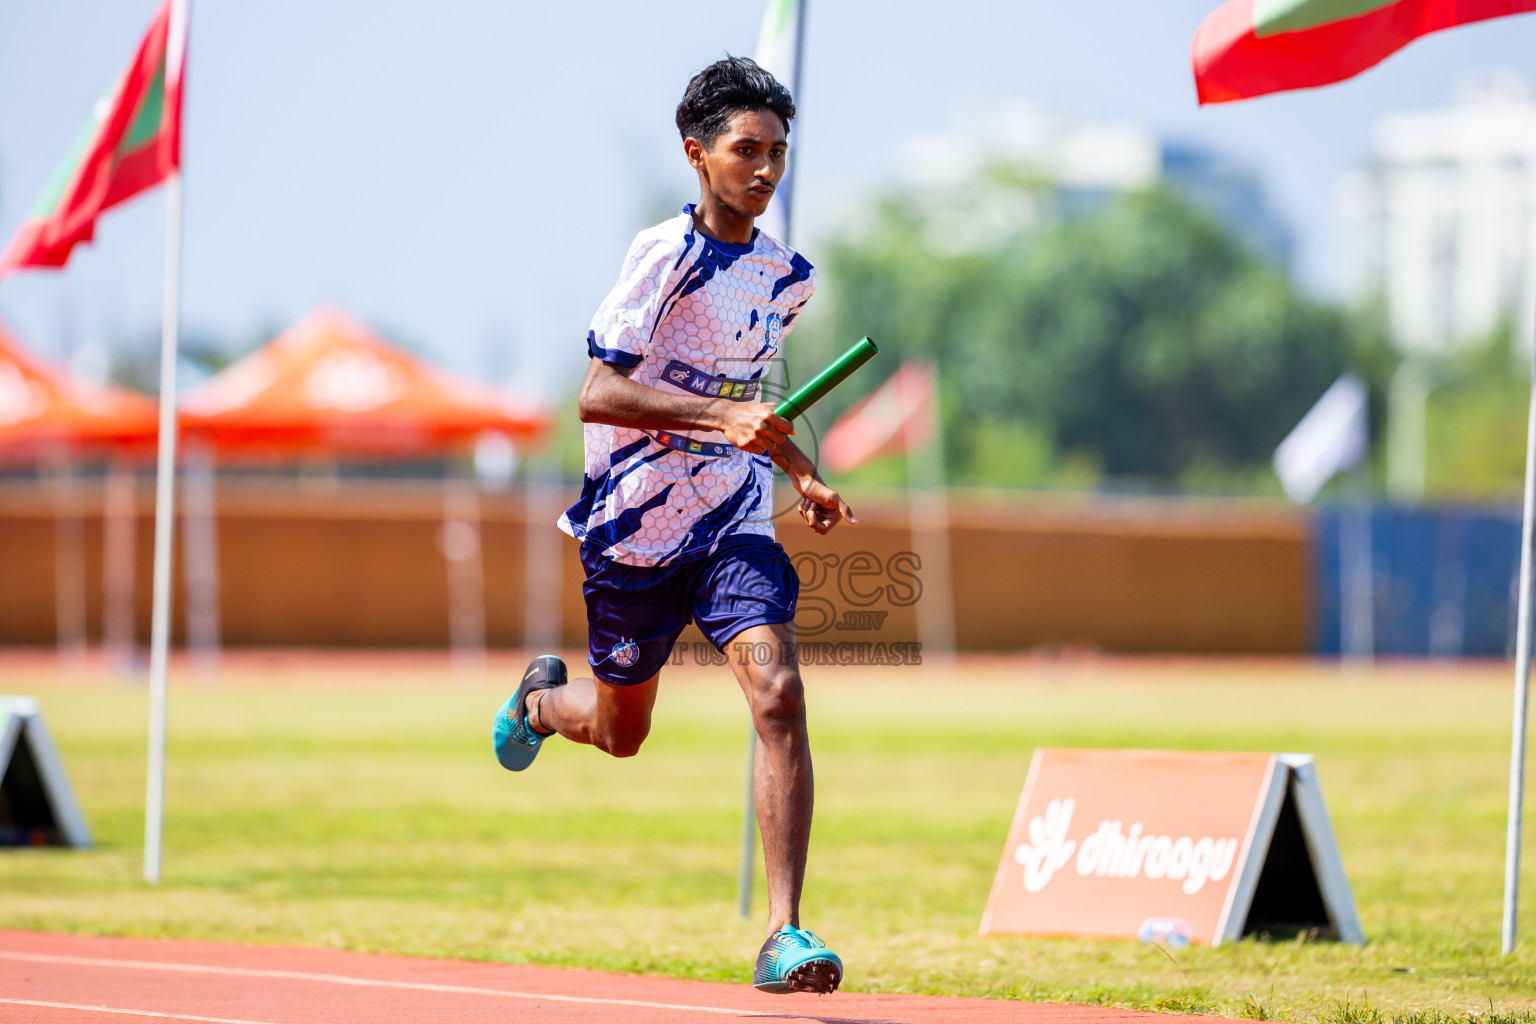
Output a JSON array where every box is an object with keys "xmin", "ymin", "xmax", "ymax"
[
  {"xmin": 765, "ymin": 312, "xmax": 783, "ymax": 348},
  {"xmin": 611, "ymin": 639, "xmax": 640, "ymax": 668}
]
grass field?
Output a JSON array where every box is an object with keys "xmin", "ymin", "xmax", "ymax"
[{"xmin": 2, "ymin": 652, "xmax": 1535, "ymax": 1021}]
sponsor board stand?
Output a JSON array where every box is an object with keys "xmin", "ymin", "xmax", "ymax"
[
  {"xmin": 0, "ymin": 697, "xmax": 91, "ymax": 848},
  {"xmin": 981, "ymin": 749, "xmax": 1362, "ymax": 946}
]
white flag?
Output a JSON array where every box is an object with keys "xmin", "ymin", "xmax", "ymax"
[
  {"xmin": 754, "ymin": 0, "xmax": 802, "ymax": 245},
  {"xmin": 1273, "ymin": 373, "xmax": 1369, "ymax": 503}
]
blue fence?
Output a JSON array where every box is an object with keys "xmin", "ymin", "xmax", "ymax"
[{"xmin": 1313, "ymin": 506, "xmax": 1522, "ymax": 657}]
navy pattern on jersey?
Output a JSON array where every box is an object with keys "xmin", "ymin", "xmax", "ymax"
[{"xmin": 559, "ymin": 207, "xmax": 816, "ymax": 566}]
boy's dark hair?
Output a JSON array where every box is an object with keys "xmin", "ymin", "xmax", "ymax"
[{"xmin": 675, "ymin": 56, "xmax": 795, "ymax": 149}]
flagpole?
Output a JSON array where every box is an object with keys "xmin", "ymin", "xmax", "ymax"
[
  {"xmin": 1501, "ymin": 257, "xmax": 1536, "ymax": 954},
  {"xmin": 740, "ymin": 0, "xmax": 807, "ymax": 921},
  {"xmin": 774, "ymin": 0, "xmax": 807, "ymax": 236},
  {"xmin": 736, "ymin": 718, "xmax": 759, "ymax": 919},
  {"xmin": 907, "ymin": 368, "xmax": 956, "ymax": 669},
  {"xmin": 1341, "ymin": 458, "xmax": 1374, "ymax": 669},
  {"xmin": 144, "ymin": 170, "xmax": 183, "ymax": 885}
]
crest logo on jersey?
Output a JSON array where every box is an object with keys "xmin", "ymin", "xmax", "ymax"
[
  {"xmin": 765, "ymin": 312, "xmax": 783, "ymax": 349},
  {"xmin": 611, "ymin": 639, "xmax": 640, "ymax": 668}
]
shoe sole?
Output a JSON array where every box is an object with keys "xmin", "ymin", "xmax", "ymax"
[
  {"xmin": 493, "ymin": 695, "xmax": 541, "ymax": 771},
  {"xmin": 754, "ymin": 956, "xmax": 842, "ymax": 995},
  {"xmin": 493, "ymin": 655, "xmax": 565, "ymax": 772}
]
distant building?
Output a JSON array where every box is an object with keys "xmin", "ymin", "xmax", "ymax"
[
  {"xmin": 1340, "ymin": 73, "xmax": 1536, "ymax": 354},
  {"xmin": 1161, "ymin": 143, "xmax": 1293, "ymax": 272},
  {"xmin": 897, "ymin": 100, "xmax": 1292, "ymax": 267}
]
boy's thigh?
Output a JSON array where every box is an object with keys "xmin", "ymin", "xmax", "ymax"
[
  {"xmin": 581, "ymin": 547, "xmax": 693, "ymax": 685},
  {"xmin": 690, "ymin": 539, "xmax": 800, "ymax": 653}
]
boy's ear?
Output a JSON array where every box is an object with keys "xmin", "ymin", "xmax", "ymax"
[{"xmin": 684, "ymin": 136, "xmax": 707, "ymax": 170}]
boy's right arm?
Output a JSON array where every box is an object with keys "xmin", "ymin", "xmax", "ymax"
[{"xmin": 577, "ymin": 358, "xmax": 794, "ymax": 456}]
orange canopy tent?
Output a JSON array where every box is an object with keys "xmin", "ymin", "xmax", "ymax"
[
  {"xmin": 180, "ymin": 307, "xmax": 547, "ymax": 455},
  {"xmin": 174, "ymin": 307, "xmax": 551, "ymax": 676},
  {"xmin": 0, "ymin": 319, "xmax": 158, "ymax": 463},
  {"xmin": 0, "ymin": 320, "xmax": 155, "ymax": 667}
]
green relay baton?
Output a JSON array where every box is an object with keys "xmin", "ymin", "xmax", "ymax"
[{"xmin": 773, "ymin": 336, "xmax": 879, "ymax": 421}]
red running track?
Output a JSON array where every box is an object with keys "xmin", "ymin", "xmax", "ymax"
[{"xmin": 0, "ymin": 930, "xmax": 1220, "ymax": 1024}]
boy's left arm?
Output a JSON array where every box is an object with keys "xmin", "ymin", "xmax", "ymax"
[{"xmin": 771, "ymin": 439, "xmax": 856, "ymax": 536}]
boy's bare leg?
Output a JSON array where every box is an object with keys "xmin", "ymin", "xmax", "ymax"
[
  {"xmin": 726, "ymin": 621, "xmax": 812, "ymax": 935},
  {"xmin": 529, "ymin": 671, "xmax": 659, "ymax": 759}
]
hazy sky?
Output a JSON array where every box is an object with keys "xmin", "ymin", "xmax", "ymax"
[{"xmin": 2, "ymin": 1, "xmax": 1534, "ymax": 396}]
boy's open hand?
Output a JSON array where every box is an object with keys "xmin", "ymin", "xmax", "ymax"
[
  {"xmin": 719, "ymin": 402, "xmax": 793, "ymax": 454},
  {"xmin": 796, "ymin": 477, "xmax": 856, "ymax": 536}
]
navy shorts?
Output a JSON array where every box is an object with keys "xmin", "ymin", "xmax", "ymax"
[{"xmin": 581, "ymin": 536, "xmax": 799, "ymax": 685}]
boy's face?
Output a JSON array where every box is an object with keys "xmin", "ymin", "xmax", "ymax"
[{"xmin": 686, "ymin": 109, "xmax": 788, "ymax": 221}]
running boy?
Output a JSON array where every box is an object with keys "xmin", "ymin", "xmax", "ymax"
[{"xmin": 493, "ymin": 56, "xmax": 853, "ymax": 996}]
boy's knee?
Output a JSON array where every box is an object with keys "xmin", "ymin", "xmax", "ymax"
[
  {"xmin": 753, "ymin": 668, "xmax": 805, "ymax": 726},
  {"xmin": 595, "ymin": 720, "xmax": 650, "ymax": 758},
  {"xmin": 599, "ymin": 736, "xmax": 646, "ymax": 759}
]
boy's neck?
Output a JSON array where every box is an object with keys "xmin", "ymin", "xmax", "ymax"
[{"xmin": 691, "ymin": 196, "xmax": 755, "ymax": 246}]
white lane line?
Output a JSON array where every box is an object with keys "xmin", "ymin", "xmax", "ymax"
[
  {"xmin": 0, "ymin": 950, "xmax": 780, "ymax": 1019},
  {"xmin": 0, "ymin": 998, "xmax": 278, "ymax": 1024}
]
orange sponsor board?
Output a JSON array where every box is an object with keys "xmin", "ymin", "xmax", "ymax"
[{"xmin": 980, "ymin": 748, "xmax": 1276, "ymax": 945}]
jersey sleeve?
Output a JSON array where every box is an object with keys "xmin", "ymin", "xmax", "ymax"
[
  {"xmin": 586, "ymin": 233, "xmax": 686, "ymax": 369},
  {"xmin": 778, "ymin": 260, "xmax": 817, "ymax": 342}
]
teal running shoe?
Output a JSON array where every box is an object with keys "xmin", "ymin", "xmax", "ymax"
[
  {"xmin": 493, "ymin": 655, "xmax": 566, "ymax": 771},
  {"xmin": 752, "ymin": 925, "xmax": 843, "ymax": 994}
]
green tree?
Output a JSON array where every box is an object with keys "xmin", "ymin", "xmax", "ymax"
[
  {"xmin": 822, "ymin": 184, "xmax": 1366, "ymax": 488},
  {"xmin": 1422, "ymin": 324, "xmax": 1530, "ymax": 501}
]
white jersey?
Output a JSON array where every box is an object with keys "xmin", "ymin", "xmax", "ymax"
[{"xmin": 559, "ymin": 206, "xmax": 815, "ymax": 567}]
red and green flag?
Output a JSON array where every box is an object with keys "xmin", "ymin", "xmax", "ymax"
[
  {"xmin": 820, "ymin": 362, "xmax": 936, "ymax": 473},
  {"xmin": 1193, "ymin": 0, "xmax": 1536, "ymax": 104},
  {"xmin": 0, "ymin": 0, "xmax": 188, "ymax": 276}
]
